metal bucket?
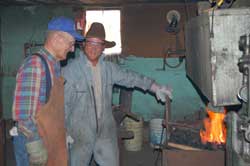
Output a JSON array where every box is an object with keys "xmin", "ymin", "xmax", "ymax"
[
  {"xmin": 124, "ymin": 117, "xmax": 143, "ymax": 151},
  {"xmin": 149, "ymin": 118, "xmax": 166, "ymax": 148}
]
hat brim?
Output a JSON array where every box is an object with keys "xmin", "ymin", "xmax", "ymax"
[
  {"xmin": 68, "ymin": 31, "xmax": 84, "ymax": 41},
  {"xmin": 105, "ymin": 41, "xmax": 116, "ymax": 48}
]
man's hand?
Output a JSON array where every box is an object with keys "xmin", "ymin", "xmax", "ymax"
[
  {"xmin": 25, "ymin": 140, "xmax": 48, "ymax": 166},
  {"xmin": 150, "ymin": 83, "xmax": 173, "ymax": 102}
]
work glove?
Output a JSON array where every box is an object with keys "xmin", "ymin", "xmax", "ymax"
[
  {"xmin": 25, "ymin": 140, "xmax": 48, "ymax": 166},
  {"xmin": 150, "ymin": 83, "xmax": 173, "ymax": 102}
]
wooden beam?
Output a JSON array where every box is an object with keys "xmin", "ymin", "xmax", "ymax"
[{"xmin": 168, "ymin": 142, "xmax": 203, "ymax": 151}]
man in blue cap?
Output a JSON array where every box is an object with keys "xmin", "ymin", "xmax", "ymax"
[{"xmin": 12, "ymin": 16, "xmax": 84, "ymax": 166}]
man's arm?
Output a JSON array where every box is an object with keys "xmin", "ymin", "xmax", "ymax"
[
  {"xmin": 62, "ymin": 66, "xmax": 77, "ymax": 122},
  {"xmin": 109, "ymin": 62, "xmax": 154, "ymax": 91},
  {"xmin": 12, "ymin": 56, "xmax": 44, "ymax": 141},
  {"xmin": 109, "ymin": 62, "xmax": 172, "ymax": 102}
]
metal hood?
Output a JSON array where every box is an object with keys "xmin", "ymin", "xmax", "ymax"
[{"xmin": 185, "ymin": 8, "xmax": 250, "ymax": 106}]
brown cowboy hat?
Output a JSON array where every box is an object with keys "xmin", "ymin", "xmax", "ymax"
[{"xmin": 85, "ymin": 22, "xmax": 116, "ymax": 48}]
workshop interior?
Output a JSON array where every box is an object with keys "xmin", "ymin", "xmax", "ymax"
[{"xmin": 1, "ymin": 0, "xmax": 250, "ymax": 165}]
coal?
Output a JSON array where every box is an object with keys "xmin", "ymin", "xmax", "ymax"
[{"xmin": 168, "ymin": 127, "xmax": 225, "ymax": 150}]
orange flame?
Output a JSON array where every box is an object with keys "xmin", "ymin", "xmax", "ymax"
[{"xmin": 200, "ymin": 107, "xmax": 227, "ymax": 145}]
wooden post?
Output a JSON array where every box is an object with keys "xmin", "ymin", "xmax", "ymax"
[
  {"xmin": 119, "ymin": 89, "xmax": 133, "ymax": 114},
  {"xmin": 118, "ymin": 89, "xmax": 133, "ymax": 166}
]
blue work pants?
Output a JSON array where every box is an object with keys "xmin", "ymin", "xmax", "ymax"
[{"xmin": 13, "ymin": 133, "xmax": 29, "ymax": 166}]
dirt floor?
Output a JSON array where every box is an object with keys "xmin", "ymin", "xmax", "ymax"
[
  {"xmin": 5, "ymin": 122, "xmax": 164, "ymax": 166},
  {"xmin": 6, "ymin": 135, "xmax": 160, "ymax": 166},
  {"xmin": 5, "ymin": 119, "xmax": 224, "ymax": 166}
]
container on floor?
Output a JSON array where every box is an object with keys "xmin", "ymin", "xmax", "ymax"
[
  {"xmin": 124, "ymin": 117, "xmax": 143, "ymax": 151},
  {"xmin": 149, "ymin": 118, "xmax": 166, "ymax": 148}
]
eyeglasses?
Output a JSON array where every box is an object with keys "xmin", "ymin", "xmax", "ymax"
[{"xmin": 85, "ymin": 40, "xmax": 105, "ymax": 46}]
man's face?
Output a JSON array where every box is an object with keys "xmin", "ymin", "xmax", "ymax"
[
  {"xmin": 55, "ymin": 32, "xmax": 75, "ymax": 60},
  {"xmin": 84, "ymin": 37, "xmax": 105, "ymax": 65}
]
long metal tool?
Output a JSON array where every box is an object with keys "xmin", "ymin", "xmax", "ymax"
[{"xmin": 164, "ymin": 95, "xmax": 171, "ymax": 145}]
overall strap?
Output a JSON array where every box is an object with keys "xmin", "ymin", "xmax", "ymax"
[{"xmin": 34, "ymin": 53, "xmax": 52, "ymax": 103}]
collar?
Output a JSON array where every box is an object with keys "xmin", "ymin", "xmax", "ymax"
[
  {"xmin": 39, "ymin": 47, "xmax": 58, "ymax": 65},
  {"xmin": 79, "ymin": 51, "xmax": 105, "ymax": 67}
]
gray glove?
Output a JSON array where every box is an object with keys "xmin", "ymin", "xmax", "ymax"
[
  {"xmin": 25, "ymin": 140, "xmax": 48, "ymax": 166},
  {"xmin": 150, "ymin": 83, "xmax": 173, "ymax": 102}
]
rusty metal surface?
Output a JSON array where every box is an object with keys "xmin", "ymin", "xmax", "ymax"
[
  {"xmin": 185, "ymin": 8, "xmax": 250, "ymax": 106},
  {"xmin": 162, "ymin": 150, "xmax": 225, "ymax": 166},
  {"xmin": 164, "ymin": 96, "xmax": 171, "ymax": 142}
]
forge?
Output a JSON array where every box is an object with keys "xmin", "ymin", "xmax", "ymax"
[{"xmin": 178, "ymin": 7, "xmax": 250, "ymax": 166}]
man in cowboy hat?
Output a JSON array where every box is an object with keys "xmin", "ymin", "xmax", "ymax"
[{"xmin": 63, "ymin": 22, "xmax": 172, "ymax": 166}]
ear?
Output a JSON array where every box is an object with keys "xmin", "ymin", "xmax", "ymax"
[
  {"xmin": 52, "ymin": 33, "xmax": 64, "ymax": 49},
  {"xmin": 55, "ymin": 33, "xmax": 64, "ymax": 43},
  {"xmin": 50, "ymin": 34, "xmax": 59, "ymax": 48}
]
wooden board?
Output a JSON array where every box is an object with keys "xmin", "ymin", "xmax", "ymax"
[{"xmin": 162, "ymin": 149, "xmax": 225, "ymax": 166}]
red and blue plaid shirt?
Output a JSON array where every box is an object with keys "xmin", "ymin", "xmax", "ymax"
[{"xmin": 12, "ymin": 48, "xmax": 61, "ymax": 120}]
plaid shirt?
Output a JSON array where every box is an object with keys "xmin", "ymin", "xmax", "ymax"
[{"xmin": 12, "ymin": 48, "xmax": 61, "ymax": 120}]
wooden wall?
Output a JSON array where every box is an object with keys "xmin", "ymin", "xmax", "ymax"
[{"xmin": 122, "ymin": 3, "xmax": 197, "ymax": 57}]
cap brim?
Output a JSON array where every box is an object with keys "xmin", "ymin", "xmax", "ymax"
[
  {"xmin": 105, "ymin": 41, "xmax": 116, "ymax": 48},
  {"xmin": 69, "ymin": 31, "xmax": 84, "ymax": 41}
]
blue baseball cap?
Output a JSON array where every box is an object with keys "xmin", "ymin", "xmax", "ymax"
[{"xmin": 48, "ymin": 16, "xmax": 84, "ymax": 41}]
